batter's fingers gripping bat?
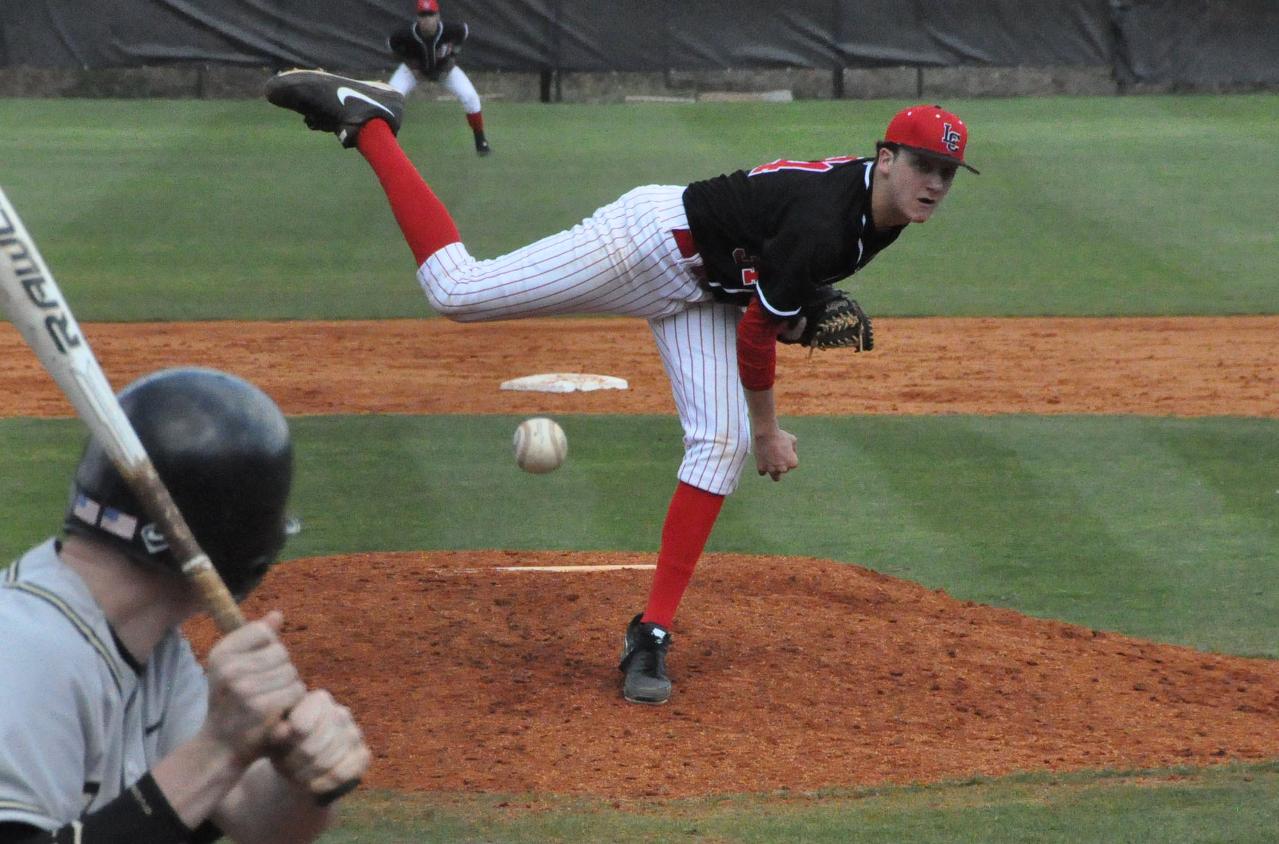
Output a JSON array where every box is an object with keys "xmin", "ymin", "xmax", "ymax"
[
  {"xmin": 0, "ymin": 187, "xmax": 358, "ymax": 805},
  {"xmin": 0, "ymin": 187, "xmax": 245, "ymax": 633}
]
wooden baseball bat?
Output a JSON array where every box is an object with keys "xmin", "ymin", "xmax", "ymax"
[
  {"xmin": 0, "ymin": 186, "xmax": 245, "ymax": 632},
  {"xmin": 0, "ymin": 186, "xmax": 359, "ymax": 805}
]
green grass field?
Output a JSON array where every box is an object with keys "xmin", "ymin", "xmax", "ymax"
[
  {"xmin": 0, "ymin": 94, "xmax": 1275, "ymax": 319},
  {"xmin": 1, "ymin": 94, "xmax": 1276, "ymax": 842}
]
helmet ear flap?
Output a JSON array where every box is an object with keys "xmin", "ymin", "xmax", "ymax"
[{"xmin": 64, "ymin": 367, "xmax": 295, "ymax": 600}]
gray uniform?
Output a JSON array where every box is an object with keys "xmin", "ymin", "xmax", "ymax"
[{"xmin": 0, "ymin": 539, "xmax": 207, "ymax": 831}]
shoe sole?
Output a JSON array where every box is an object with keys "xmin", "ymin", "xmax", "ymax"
[
  {"xmin": 624, "ymin": 691, "xmax": 670, "ymax": 705},
  {"xmin": 269, "ymin": 68, "xmax": 397, "ymax": 90},
  {"xmin": 265, "ymin": 70, "xmax": 400, "ymax": 108}
]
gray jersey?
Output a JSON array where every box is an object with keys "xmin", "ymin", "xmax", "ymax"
[{"xmin": 0, "ymin": 539, "xmax": 208, "ymax": 830}]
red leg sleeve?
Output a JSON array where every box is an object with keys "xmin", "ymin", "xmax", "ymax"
[
  {"xmin": 356, "ymin": 119, "xmax": 461, "ymax": 265},
  {"xmin": 641, "ymin": 482, "xmax": 726, "ymax": 628}
]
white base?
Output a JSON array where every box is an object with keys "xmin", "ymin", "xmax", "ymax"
[{"xmin": 500, "ymin": 372, "xmax": 629, "ymax": 393}]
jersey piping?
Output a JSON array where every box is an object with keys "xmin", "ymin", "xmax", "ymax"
[
  {"xmin": 753, "ymin": 282, "xmax": 800, "ymax": 318},
  {"xmin": 1, "ymin": 581, "xmax": 124, "ymax": 695}
]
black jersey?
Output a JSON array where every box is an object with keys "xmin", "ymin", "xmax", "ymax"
[
  {"xmin": 388, "ymin": 20, "xmax": 469, "ymax": 80},
  {"xmin": 682, "ymin": 156, "xmax": 904, "ymax": 316}
]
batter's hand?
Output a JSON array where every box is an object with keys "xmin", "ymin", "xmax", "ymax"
[
  {"xmin": 202, "ymin": 611, "xmax": 307, "ymax": 765},
  {"xmin": 754, "ymin": 428, "xmax": 798, "ymax": 481},
  {"xmin": 269, "ymin": 689, "xmax": 371, "ymax": 799}
]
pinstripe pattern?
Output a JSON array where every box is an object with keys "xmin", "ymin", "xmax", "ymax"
[
  {"xmin": 650, "ymin": 301, "xmax": 751, "ymax": 495},
  {"xmin": 417, "ymin": 184, "xmax": 752, "ymax": 495},
  {"xmin": 418, "ymin": 186, "xmax": 709, "ymax": 321}
]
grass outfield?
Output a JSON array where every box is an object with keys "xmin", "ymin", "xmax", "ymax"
[
  {"xmin": 1, "ymin": 92, "xmax": 1276, "ymax": 841},
  {"xmin": 4, "ymin": 414, "xmax": 1277, "ymax": 656},
  {"xmin": 4, "ymin": 413, "xmax": 1279, "ymax": 840},
  {"xmin": 320, "ymin": 763, "xmax": 1279, "ymax": 843},
  {"xmin": 0, "ymin": 94, "xmax": 1274, "ymax": 319}
]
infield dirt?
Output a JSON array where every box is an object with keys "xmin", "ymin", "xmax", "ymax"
[
  {"xmin": 3, "ymin": 316, "xmax": 1277, "ymax": 798},
  {"xmin": 1, "ymin": 316, "xmax": 1275, "ymax": 418}
]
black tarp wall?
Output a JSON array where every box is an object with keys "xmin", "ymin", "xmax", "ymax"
[{"xmin": 1, "ymin": 0, "xmax": 1275, "ymax": 88}]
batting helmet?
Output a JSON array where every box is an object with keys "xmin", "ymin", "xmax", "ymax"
[
  {"xmin": 64, "ymin": 367, "xmax": 295, "ymax": 600},
  {"xmin": 417, "ymin": 0, "xmax": 439, "ymax": 13}
]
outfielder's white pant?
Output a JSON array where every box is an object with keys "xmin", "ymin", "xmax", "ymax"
[
  {"xmin": 388, "ymin": 63, "xmax": 417, "ymax": 95},
  {"xmin": 418, "ymin": 185, "xmax": 752, "ymax": 495},
  {"xmin": 388, "ymin": 64, "xmax": 483, "ymax": 115},
  {"xmin": 441, "ymin": 66, "xmax": 482, "ymax": 114}
]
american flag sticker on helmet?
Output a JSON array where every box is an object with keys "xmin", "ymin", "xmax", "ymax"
[
  {"xmin": 99, "ymin": 507, "xmax": 138, "ymax": 540},
  {"xmin": 71, "ymin": 493, "xmax": 100, "ymax": 525}
]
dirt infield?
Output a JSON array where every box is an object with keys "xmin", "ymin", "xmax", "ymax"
[
  {"xmin": 5, "ymin": 316, "xmax": 1278, "ymax": 798},
  {"xmin": 1, "ymin": 316, "xmax": 1275, "ymax": 418},
  {"xmin": 188, "ymin": 551, "xmax": 1279, "ymax": 798}
]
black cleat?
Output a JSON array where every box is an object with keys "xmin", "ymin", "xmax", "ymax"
[
  {"xmin": 618, "ymin": 613, "xmax": 672, "ymax": 705},
  {"xmin": 474, "ymin": 134, "xmax": 492, "ymax": 156},
  {"xmin": 265, "ymin": 69, "xmax": 404, "ymax": 148}
]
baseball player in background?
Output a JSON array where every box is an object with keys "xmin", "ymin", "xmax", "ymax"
[
  {"xmin": 0, "ymin": 368, "xmax": 370, "ymax": 842},
  {"xmin": 387, "ymin": 0, "xmax": 491, "ymax": 156},
  {"xmin": 265, "ymin": 70, "xmax": 977, "ymax": 705}
]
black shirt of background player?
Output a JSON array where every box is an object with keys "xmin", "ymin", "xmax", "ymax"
[
  {"xmin": 682, "ymin": 156, "xmax": 904, "ymax": 316},
  {"xmin": 388, "ymin": 20, "xmax": 469, "ymax": 81}
]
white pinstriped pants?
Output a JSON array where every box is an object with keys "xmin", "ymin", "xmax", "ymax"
[{"xmin": 418, "ymin": 185, "xmax": 752, "ymax": 495}]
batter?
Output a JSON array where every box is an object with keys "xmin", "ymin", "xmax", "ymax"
[
  {"xmin": 265, "ymin": 70, "xmax": 977, "ymax": 705},
  {"xmin": 0, "ymin": 369, "xmax": 369, "ymax": 842}
]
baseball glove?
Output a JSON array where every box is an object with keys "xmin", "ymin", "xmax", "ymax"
[{"xmin": 778, "ymin": 288, "xmax": 874, "ymax": 352}]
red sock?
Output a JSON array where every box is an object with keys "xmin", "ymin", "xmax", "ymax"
[
  {"xmin": 642, "ymin": 482, "xmax": 725, "ymax": 629},
  {"xmin": 355, "ymin": 119, "xmax": 460, "ymax": 265},
  {"xmin": 466, "ymin": 111, "xmax": 485, "ymax": 134}
]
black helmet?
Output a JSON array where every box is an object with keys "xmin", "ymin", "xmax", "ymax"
[{"xmin": 64, "ymin": 367, "xmax": 295, "ymax": 600}]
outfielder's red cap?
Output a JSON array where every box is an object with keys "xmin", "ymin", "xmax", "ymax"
[
  {"xmin": 417, "ymin": 0, "xmax": 439, "ymax": 13},
  {"xmin": 883, "ymin": 104, "xmax": 979, "ymax": 174}
]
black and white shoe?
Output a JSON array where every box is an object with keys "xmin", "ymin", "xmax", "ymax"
[
  {"xmin": 618, "ymin": 613, "xmax": 672, "ymax": 705},
  {"xmin": 474, "ymin": 133, "xmax": 492, "ymax": 156},
  {"xmin": 265, "ymin": 69, "xmax": 404, "ymax": 148}
]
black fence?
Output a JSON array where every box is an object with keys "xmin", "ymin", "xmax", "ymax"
[{"xmin": 2, "ymin": 0, "xmax": 1276, "ymax": 89}]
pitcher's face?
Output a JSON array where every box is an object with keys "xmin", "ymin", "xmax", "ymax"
[{"xmin": 877, "ymin": 147, "xmax": 957, "ymax": 224}]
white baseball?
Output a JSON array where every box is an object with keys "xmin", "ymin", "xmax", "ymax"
[{"xmin": 513, "ymin": 417, "xmax": 567, "ymax": 474}]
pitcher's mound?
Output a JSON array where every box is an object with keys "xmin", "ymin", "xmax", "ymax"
[{"xmin": 187, "ymin": 551, "xmax": 1279, "ymax": 798}]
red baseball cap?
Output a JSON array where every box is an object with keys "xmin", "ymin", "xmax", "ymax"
[
  {"xmin": 883, "ymin": 104, "xmax": 979, "ymax": 174},
  {"xmin": 417, "ymin": 0, "xmax": 439, "ymax": 13}
]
